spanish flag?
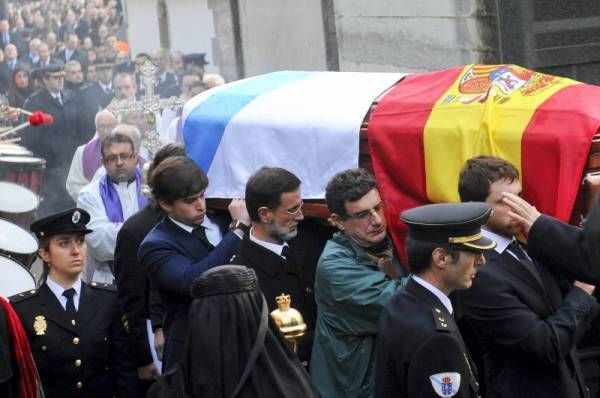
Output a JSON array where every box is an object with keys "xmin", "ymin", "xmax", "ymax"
[{"xmin": 368, "ymin": 65, "xmax": 600, "ymax": 266}]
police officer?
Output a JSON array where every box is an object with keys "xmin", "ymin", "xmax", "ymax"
[
  {"xmin": 9, "ymin": 208, "xmax": 137, "ymax": 398},
  {"xmin": 375, "ymin": 202, "xmax": 496, "ymax": 398}
]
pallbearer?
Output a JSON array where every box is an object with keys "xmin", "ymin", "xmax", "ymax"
[
  {"xmin": 9, "ymin": 208, "xmax": 137, "ymax": 398},
  {"xmin": 376, "ymin": 202, "xmax": 495, "ymax": 398}
]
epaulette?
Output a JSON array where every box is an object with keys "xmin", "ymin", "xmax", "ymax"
[
  {"xmin": 9, "ymin": 289, "xmax": 39, "ymax": 303},
  {"xmin": 432, "ymin": 308, "xmax": 453, "ymax": 332},
  {"xmin": 89, "ymin": 282, "xmax": 117, "ymax": 292}
]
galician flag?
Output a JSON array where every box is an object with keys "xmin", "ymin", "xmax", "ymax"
[
  {"xmin": 182, "ymin": 71, "xmax": 404, "ymax": 198},
  {"xmin": 368, "ymin": 64, "xmax": 600, "ymax": 265}
]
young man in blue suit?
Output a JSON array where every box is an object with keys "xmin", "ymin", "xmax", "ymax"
[{"xmin": 139, "ymin": 156, "xmax": 250, "ymax": 371}]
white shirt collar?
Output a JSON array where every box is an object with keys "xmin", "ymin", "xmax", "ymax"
[
  {"xmin": 169, "ymin": 216, "xmax": 219, "ymax": 236},
  {"xmin": 99, "ymin": 81, "xmax": 112, "ymax": 91},
  {"xmin": 412, "ymin": 275, "xmax": 453, "ymax": 314},
  {"xmin": 46, "ymin": 276, "xmax": 82, "ymax": 310},
  {"xmin": 481, "ymin": 228, "xmax": 512, "ymax": 254},
  {"xmin": 248, "ymin": 226, "xmax": 288, "ymax": 257}
]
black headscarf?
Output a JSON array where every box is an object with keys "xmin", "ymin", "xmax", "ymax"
[{"xmin": 147, "ymin": 265, "xmax": 320, "ymax": 398}]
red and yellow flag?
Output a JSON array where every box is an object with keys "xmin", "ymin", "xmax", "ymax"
[{"xmin": 368, "ymin": 64, "xmax": 600, "ymax": 267}]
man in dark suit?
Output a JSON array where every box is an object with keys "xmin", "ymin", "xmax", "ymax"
[
  {"xmin": 35, "ymin": 42, "xmax": 63, "ymax": 68},
  {"xmin": 230, "ymin": 166, "xmax": 317, "ymax": 363},
  {"xmin": 0, "ymin": 19, "xmax": 12, "ymax": 49},
  {"xmin": 138, "ymin": 156, "xmax": 250, "ymax": 371},
  {"xmin": 81, "ymin": 58, "xmax": 114, "ymax": 137},
  {"xmin": 114, "ymin": 143, "xmax": 183, "ymax": 395},
  {"xmin": 22, "ymin": 65, "xmax": 84, "ymax": 216},
  {"xmin": 376, "ymin": 202, "xmax": 495, "ymax": 398},
  {"xmin": 0, "ymin": 43, "xmax": 18, "ymax": 92},
  {"xmin": 55, "ymin": 33, "xmax": 86, "ymax": 69},
  {"xmin": 457, "ymin": 156, "xmax": 600, "ymax": 398},
  {"xmin": 150, "ymin": 49, "xmax": 180, "ymax": 98}
]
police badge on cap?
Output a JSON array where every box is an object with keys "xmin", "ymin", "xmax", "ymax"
[{"xmin": 30, "ymin": 208, "xmax": 93, "ymax": 239}]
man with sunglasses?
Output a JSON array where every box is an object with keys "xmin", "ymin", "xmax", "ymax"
[
  {"xmin": 310, "ymin": 168, "xmax": 407, "ymax": 398},
  {"xmin": 77, "ymin": 130, "xmax": 145, "ymax": 283},
  {"xmin": 231, "ymin": 166, "xmax": 317, "ymax": 364}
]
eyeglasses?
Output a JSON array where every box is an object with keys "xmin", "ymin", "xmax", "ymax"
[
  {"xmin": 346, "ymin": 201, "xmax": 388, "ymax": 222},
  {"xmin": 104, "ymin": 152, "xmax": 135, "ymax": 164},
  {"xmin": 283, "ymin": 201, "xmax": 304, "ymax": 216}
]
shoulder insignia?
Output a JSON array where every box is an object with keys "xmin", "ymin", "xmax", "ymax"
[
  {"xmin": 89, "ymin": 282, "xmax": 117, "ymax": 292},
  {"xmin": 432, "ymin": 308, "xmax": 452, "ymax": 332},
  {"xmin": 429, "ymin": 372, "xmax": 461, "ymax": 397},
  {"xmin": 9, "ymin": 289, "xmax": 39, "ymax": 303}
]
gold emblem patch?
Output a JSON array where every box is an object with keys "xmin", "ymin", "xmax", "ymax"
[{"xmin": 34, "ymin": 315, "xmax": 47, "ymax": 336}]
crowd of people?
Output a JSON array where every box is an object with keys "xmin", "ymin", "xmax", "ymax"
[{"xmin": 0, "ymin": 2, "xmax": 600, "ymax": 398}]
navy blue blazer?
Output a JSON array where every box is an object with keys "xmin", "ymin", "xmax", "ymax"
[
  {"xmin": 138, "ymin": 217, "xmax": 241, "ymax": 370},
  {"xmin": 460, "ymin": 243, "xmax": 599, "ymax": 398}
]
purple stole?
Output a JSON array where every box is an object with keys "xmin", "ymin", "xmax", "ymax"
[
  {"xmin": 82, "ymin": 138, "xmax": 102, "ymax": 181},
  {"xmin": 99, "ymin": 169, "xmax": 148, "ymax": 223}
]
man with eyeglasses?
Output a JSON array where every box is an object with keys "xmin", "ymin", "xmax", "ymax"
[
  {"xmin": 230, "ymin": 166, "xmax": 318, "ymax": 364},
  {"xmin": 77, "ymin": 131, "xmax": 146, "ymax": 283},
  {"xmin": 376, "ymin": 202, "xmax": 495, "ymax": 398},
  {"xmin": 310, "ymin": 168, "xmax": 407, "ymax": 398}
]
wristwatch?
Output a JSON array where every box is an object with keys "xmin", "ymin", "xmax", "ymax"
[{"xmin": 229, "ymin": 219, "xmax": 250, "ymax": 234}]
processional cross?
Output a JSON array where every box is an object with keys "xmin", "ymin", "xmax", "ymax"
[{"xmin": 106, "ymin": 59, "xmax": 185, "ymax": 158}]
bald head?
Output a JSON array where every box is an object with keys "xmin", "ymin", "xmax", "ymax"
[
  {"xmin": 95, "ymin": 110, "xmax": 118, "ymax": 141},
  {"xmin": 112, "ymin": 124, "xmax": 141, "ymax": 151}
]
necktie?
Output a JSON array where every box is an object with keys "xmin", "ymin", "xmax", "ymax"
[
  {"xmin": 281, "ymin": 245, "xmax": 293, "ymax": 260},
  {"xmin": 3, "ymin": 32, "xmax": 8, "ymax": 46},
  {"xmin": 192, "ymin": 226, "xmax": 214, "ymax": 250},
  {"xmin": 54, "ymin": 94, "xmax": 62, "ymax": 106},
  {"xmin": 507, "ymin": 240, "xmax": 543, "ymax": 286},
  {"xmin": 62, "ymin": 288, "xmax": 77, "ymax": 315}
]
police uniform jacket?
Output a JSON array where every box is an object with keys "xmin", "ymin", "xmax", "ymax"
[
  {"xmin": 138, "ymin": 216, "xmax": 241, "ymax": 370},
  {"xmin": 376, "ymin": 277, "xmax": 479, "ymax": 398},
  {"xmin": 460, "ymin": 234, "xmax": 600, "ymax": 398},
  {"xmin": 22, "ymin": 89, "xmax": 84, "ymax": 216},
  {"xmin": 10, "ymin": 281, "xmax": 138, "ymax": 398}
]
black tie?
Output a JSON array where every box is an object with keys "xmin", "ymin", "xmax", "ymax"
[
  {"xmin": 281, "ymin": 245, "xmax": 293, "ymax": 260},
  {"xmin": 507, "ymin": 240, "xmax": 543, "ymax": 286},
  {"xmin": 192, "ymin": 226, "xmax": 214, "ymax": 250},
  {"xmin": 62, "ymin": 288, "xmax": 77, "ymax": 315}
]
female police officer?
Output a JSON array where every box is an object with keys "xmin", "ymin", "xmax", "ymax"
[{"xmin": 9, "ymin": 208, "xmax": 137, "ymax": 398}]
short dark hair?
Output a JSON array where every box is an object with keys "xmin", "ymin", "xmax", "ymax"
[
  {"xmin": 458, "ymin": 156, "xmax": 519, "ymax": 202},
  {"xmin": 150, "ymin": 156, "xmax": 208, "ymax": 204},
  {"xmin": 405, "ymin": 237, "xmax": 459, "ymax": 274},
  {"xmin": 245, "ymin": 167, "xmax": 301, "ymax": 222},
  {"xmin": 325, "ymin": 168, "xmax": 378, "ymax": 217},
  {"xmin": 100, "ymin": 133, "xmax": 134, "ymax": 158}
]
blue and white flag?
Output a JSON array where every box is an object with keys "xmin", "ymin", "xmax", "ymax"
[{"xmin": 182, "ymin": 71, "xmax": 405, "ymax": 198}]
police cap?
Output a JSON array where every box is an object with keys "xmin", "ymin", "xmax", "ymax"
[
  {"xmin": 30, "ymin": 208, "xmax": 93, "ymax": 239},
  {"xmin": 183, "ymin": 53, "xmax": 208, "ymax": 66},
  {"xmin": 401, "ymin": 202, "xmax": 496, "ymax": 251}
]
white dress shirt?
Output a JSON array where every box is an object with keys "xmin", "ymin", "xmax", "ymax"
[
  {"xmin": 169, "ymin": 215, "xmax": 224, "ymax": 247},
  {"xmin": 77, "ymin": 176, "xmax": 143, "ymax": 283},
  {"xmin": 46, "ymin": 276, "xmax": 82, "ymax": 311},
  {"xmin": 412, "ymin": 275, "xmax": 454, "ymax": 314},
  {"xmin": 248, "ymin": 226, "xmax": 288, "ymax": 257}
]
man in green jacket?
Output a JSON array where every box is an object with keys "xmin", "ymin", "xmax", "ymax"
[{"xmin": 310, "ymin": 168, "xmax": 406, "ymax": 398}]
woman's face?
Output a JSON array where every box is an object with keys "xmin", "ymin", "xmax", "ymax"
[
  {"xmin": 40, "ymin": 233, "xmax": 86, "ymax": 279},
  {"xmin": 14, "ymin": 70, "xmax": 28, "ymax": 89}
]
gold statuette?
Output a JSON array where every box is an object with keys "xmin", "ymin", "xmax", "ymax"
[
  {"xmin": 33, "ymin": 315, "xmax": 47, "ymax": 336},
  {"xmin": 270, "ymin": 294, "xmax": 307, "ymax": 353}
]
